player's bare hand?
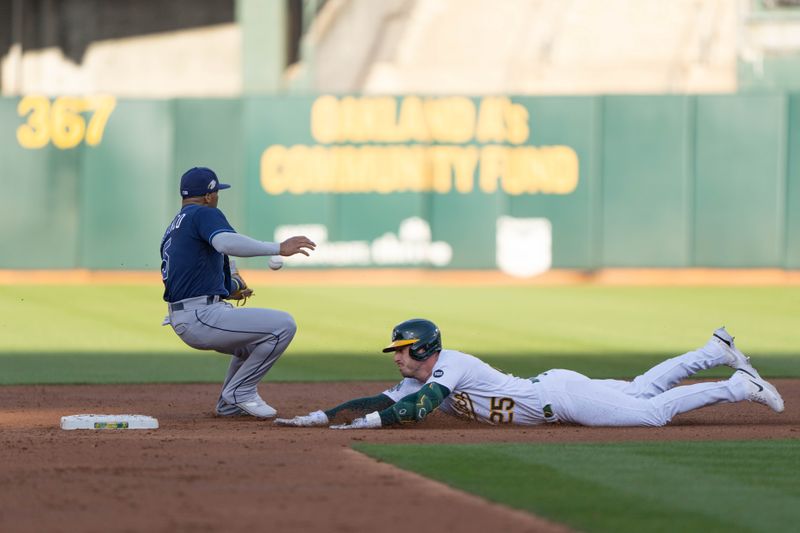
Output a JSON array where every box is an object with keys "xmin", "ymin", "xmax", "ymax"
[
  {"xmin": 274, "ymin": 410, "xmax": 328, "ymax": 427},
  {"xmin": 329, "ymin": 412, "xmax": 382, "ymax": 430},
  {"xmin": 279, "ymin": 236, "xmax": 316, "ymax": 257}
]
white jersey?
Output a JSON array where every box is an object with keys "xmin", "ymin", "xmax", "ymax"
[{"xmin": 381, "ymin": 350, "xmax": 547, "ymax": 425}]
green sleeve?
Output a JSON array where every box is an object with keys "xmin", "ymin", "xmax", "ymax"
[
  {"xmin": 324, "ymin": 394, "xmax": 395, "ymax": 424},
  {"xmin": 378, "ymin": 382, "xmax": 451, "ymax": 426}
]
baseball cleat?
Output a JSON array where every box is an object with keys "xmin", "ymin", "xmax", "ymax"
[
  {"xmin": 711, "ymin": 327, "xmax": 756, "ymax": 372},
  {"xmin": 235, "ymin": 396, "xmax": 277, "ymax": 418},
  {"xmin": 215, "ymin": 399, "xmax": 247, "ymax": 417},
  {"xmin": 731, "ymin": 369, "xmax": 785, "ymax": 413}
]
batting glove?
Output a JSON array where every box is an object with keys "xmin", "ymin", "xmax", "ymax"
[
  {"xmin": 329, "ymin": 411, "xmax": 382, "ymax": 430},
  {"xmin": 274, "ymin": 410, "xmax": 329, "ymax": 427}
]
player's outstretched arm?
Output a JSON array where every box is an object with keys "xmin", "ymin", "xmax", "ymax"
[
  {"xmin": 274, "ymin": 394, "xmax": 395, "ymax": 427},
  {"xmin": 211, "ymin": 232, "xmax": 316, "ymax": 258},
  {"xmin": 330, "ymin": 383, "xmax": 450, "ymax": 430},
  {"xmin": 211, "ymin": 232, "xmax": 280, "ymax": 257}
]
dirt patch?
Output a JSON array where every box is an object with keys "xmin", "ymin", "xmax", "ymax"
[{"xmin": 1, "ymin": 381, "xmax": 798, "ymax": 533}]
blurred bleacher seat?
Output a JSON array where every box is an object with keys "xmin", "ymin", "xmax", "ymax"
[
  {"xmin": 4, "ymin": 0, "xmax": 800, "ymax": 97},
  {"xmin": 301, "ymin": 0, "xmax": 739, "ymax": 94},
  {"xmin": 739, "ymin": 0, "xmax": 800, "ymax": 90}
]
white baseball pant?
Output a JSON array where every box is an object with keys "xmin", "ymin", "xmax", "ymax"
[{"xmin": 535, "ymin": 338, "xmax": 749, "ymax": 426}]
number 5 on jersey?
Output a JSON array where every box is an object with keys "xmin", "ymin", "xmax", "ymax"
[{"xmin": 161, "ymin": 238, "xmax": 172, "ymax": 281}]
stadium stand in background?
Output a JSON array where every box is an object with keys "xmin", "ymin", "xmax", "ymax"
[
  {"xmin": 2, "ymin": 0, "xmax": 800, "ymax": 97},
  {"xmin": 740, "ymin": 0, "xmax": 800, "ymax": 90},
  {"xmin": 306, "ymin": 0, "xmax": 739, "ymax": 94}
]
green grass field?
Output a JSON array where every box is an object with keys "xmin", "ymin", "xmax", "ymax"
[
  {"xmin": 356, "ymin": 440, "xmax": 800, "ymax": 533},
  {"xmin": 2, "ymin": 283, "xmax": 798, "ymax": 531},
  {"xmin": 1, "ymin": 284, "xmax": 799, "ymax": 384}
]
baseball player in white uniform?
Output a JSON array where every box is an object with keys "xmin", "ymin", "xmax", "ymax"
[{"xmin": 275, "ymin": 318, "xmax": 784, "ymax": 429}]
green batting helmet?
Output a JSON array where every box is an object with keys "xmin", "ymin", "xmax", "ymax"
[{"xmin": 382, "ymin": 318, "xmax": 442, "ymax": 361}]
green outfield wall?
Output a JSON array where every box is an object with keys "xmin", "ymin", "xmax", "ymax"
[{"xmin": 1, "ymin": 93, "xmax": 798, "ymax": 273}]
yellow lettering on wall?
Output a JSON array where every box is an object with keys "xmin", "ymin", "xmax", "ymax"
[
  {"xmin": 429, "ymin": 147, "xmax": 452, "ymax": 193},
  {"xmin": 505, "ymin": 101, "xmax": 529, "ymax": 144},
  {"xmin": 310, "ymin": 95, "xmax": 531, "ymax": 145},
  {"xmin": 507, "ymin": 146, "xmax": 581, "ymax": 195},
  {"xmin": 397, "ymin": 146, "xmax": 430, "ymax": 192},
  {"xmin": 429, "ymin": 146, "xmax": 480, "ymax": 193},
  {"xmin": 453, "ymin": 146, "xmax": 479, "ymax": 193},
  {"xmin": 50, "ymin": 97, "xmax": 87, "ymax": 149},
  {"xmin": 475, "ymin": 97, "xmax": 529, "ymax": 144},
  {"xmin": 373, "ymin": 97, "xmax": 401, "ymax": 142},
  {"xmin": 479, "ymin": 145, "xmax": 507, "ymax": 193},
  {"xmin": 259, "ymin": 144, "xmax": 579, "ymax": 196},
  {"xmin": 375, "ymin": 147, "xmax": 403, "ymax": 194},
  {"xmin": 84, "ymin": 95, "xmax": 116, "ymax": 146},
  {"xmin": 338, "ymin": 97, "xmax": 363, "ymax": 143},
  {"xmin": 307, "ymin": 145, "xmax": 336, "ymax": 192},
  {"xmin": 284, "ymin": 145, "xmax": 309, "ymax": 194},
  {"xmin": 426, "ymin": 97, "xmax": 476, "ymax": 143},
  {"xmin": 311, "ymin": 95, "xmax": 339, "ymax": 143},
  {"xmin": 476, "ymin": 97, "xmax": 507, "ymax": 143},
  {"xmin": 16, "ymin": 94, "xmax": 116, "ymax": 149},
  {"xmin": 335, "ymin": 146, "xmax": 373, "ymax": 192},
  {"xmin": 397, "ymin": 96, "xmax": 430, "ymax": 142},
  {"xmin": 504, "ymin": 148, "xmax": 530, "ymax": 195},
  {"xmin": 16, "ymin": 95, "xmax": 51, "ymax": 149},
  {"xmin": 260, "ymin": 145, "xmax": 289, "ymax": 194},
  {"xmin": 546, "ymin": 146, "xmax": 579, "ymax": 194}
]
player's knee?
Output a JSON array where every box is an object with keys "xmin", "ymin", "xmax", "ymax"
[
  {"xmin": 282, "ymin": 313, "xmax": 298, "ymax": 339},
  {"xmin": 650, "ymin": 409, "xmax": 671, "ymax": 427}
]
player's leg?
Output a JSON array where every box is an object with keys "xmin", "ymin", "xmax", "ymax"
[
  {"xmin": 645, "ymin": 370, "xmax": 784, "ymax": 422},
  {"xmin": 542, "ymin": 373, "xmax": 732, "ymax": 427},
  {"xmin": 189, "ymin": 303, "xmax": 297, "ymax": 417},
  {"xmin": 566, "ymin": 379, "xmax": 739, "ymax": 426},
  {"xmin": 595, "ymin": 328, "xmax": 739, "ymax": 399},
  {"xmin": 215, "ymin": 356, "xmax": 246, "ymax": 416},
  {"xmin": 222, "ymin": 325, "xmax": 296, "ymax": 408},
  {"xmin": 543, "ymin": 370, "xmax": 782, "ymax": 427}
]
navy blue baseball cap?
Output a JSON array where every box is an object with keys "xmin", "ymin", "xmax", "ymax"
[{"xmin": 179, "ymin": 167, "xmax": 231, "ymax": 198}]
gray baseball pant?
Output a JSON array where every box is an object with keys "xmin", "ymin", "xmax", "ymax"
[{"xmin": 168, "ymin": 299, "xmax": 297, "ymax": 407}]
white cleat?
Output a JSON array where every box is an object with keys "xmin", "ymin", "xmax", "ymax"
[
  {"xmin": 235, "ymin": 397, "xmax": 277, "ymax": 419},
  {"xmin": 732, "ymin": 369, "xmax": 785, "ymax": 413},
  {"xmin": 711, "ymin": 327, "xmax": 757, "ymax": 373}
]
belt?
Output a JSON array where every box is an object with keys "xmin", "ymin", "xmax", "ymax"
[
  {"xmin": 529, "ymin": 376, "xmax": 557, "ymax": 422},
  {"xmin": 169, "ymin": 295, "xmax": 219, "ymax": 312}
]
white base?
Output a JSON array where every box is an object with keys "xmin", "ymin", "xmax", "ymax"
[{"xmin": 60, "ymin": 414, "xmax": 159, "ymax": 430}]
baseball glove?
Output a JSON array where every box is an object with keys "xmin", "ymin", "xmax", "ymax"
[{"xmin": 227, "ymin": 272, "xmax": 254, "ymax": 305}]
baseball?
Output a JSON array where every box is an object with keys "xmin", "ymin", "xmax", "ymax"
[{"xmin": 268, "ymin": 256, "xmax": 284, "ymax": 270}]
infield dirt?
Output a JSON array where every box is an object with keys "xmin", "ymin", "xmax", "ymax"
[{"xmin": 1, "ymin": 381, "xmax": 798, "ymax": 533}]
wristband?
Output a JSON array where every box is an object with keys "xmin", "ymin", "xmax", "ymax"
[{"xmin": 365, "ymin": 411, "xmax": 382, "ymax": 428}]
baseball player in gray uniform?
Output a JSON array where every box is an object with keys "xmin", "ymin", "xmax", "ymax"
[
  {"xmin": 276, "ymin": 318, "xmax": 784, "ymax": 429},
  {"xmin": 160, "ymin": 167, "xmax": 315, "ymax": 419}
]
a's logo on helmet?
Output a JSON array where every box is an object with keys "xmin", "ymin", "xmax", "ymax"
[
  {"xmin": 433, "ymin": 369, "xmax": 444, "ymax": 378},
  {"xmin": 208, "ymin": 179, "xmax": 217, "ymax": 190}
]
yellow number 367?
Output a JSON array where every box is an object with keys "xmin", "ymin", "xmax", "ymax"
[{"xmin": 16, "ymin": 95, "xmax": 116, "ymax": 149}]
